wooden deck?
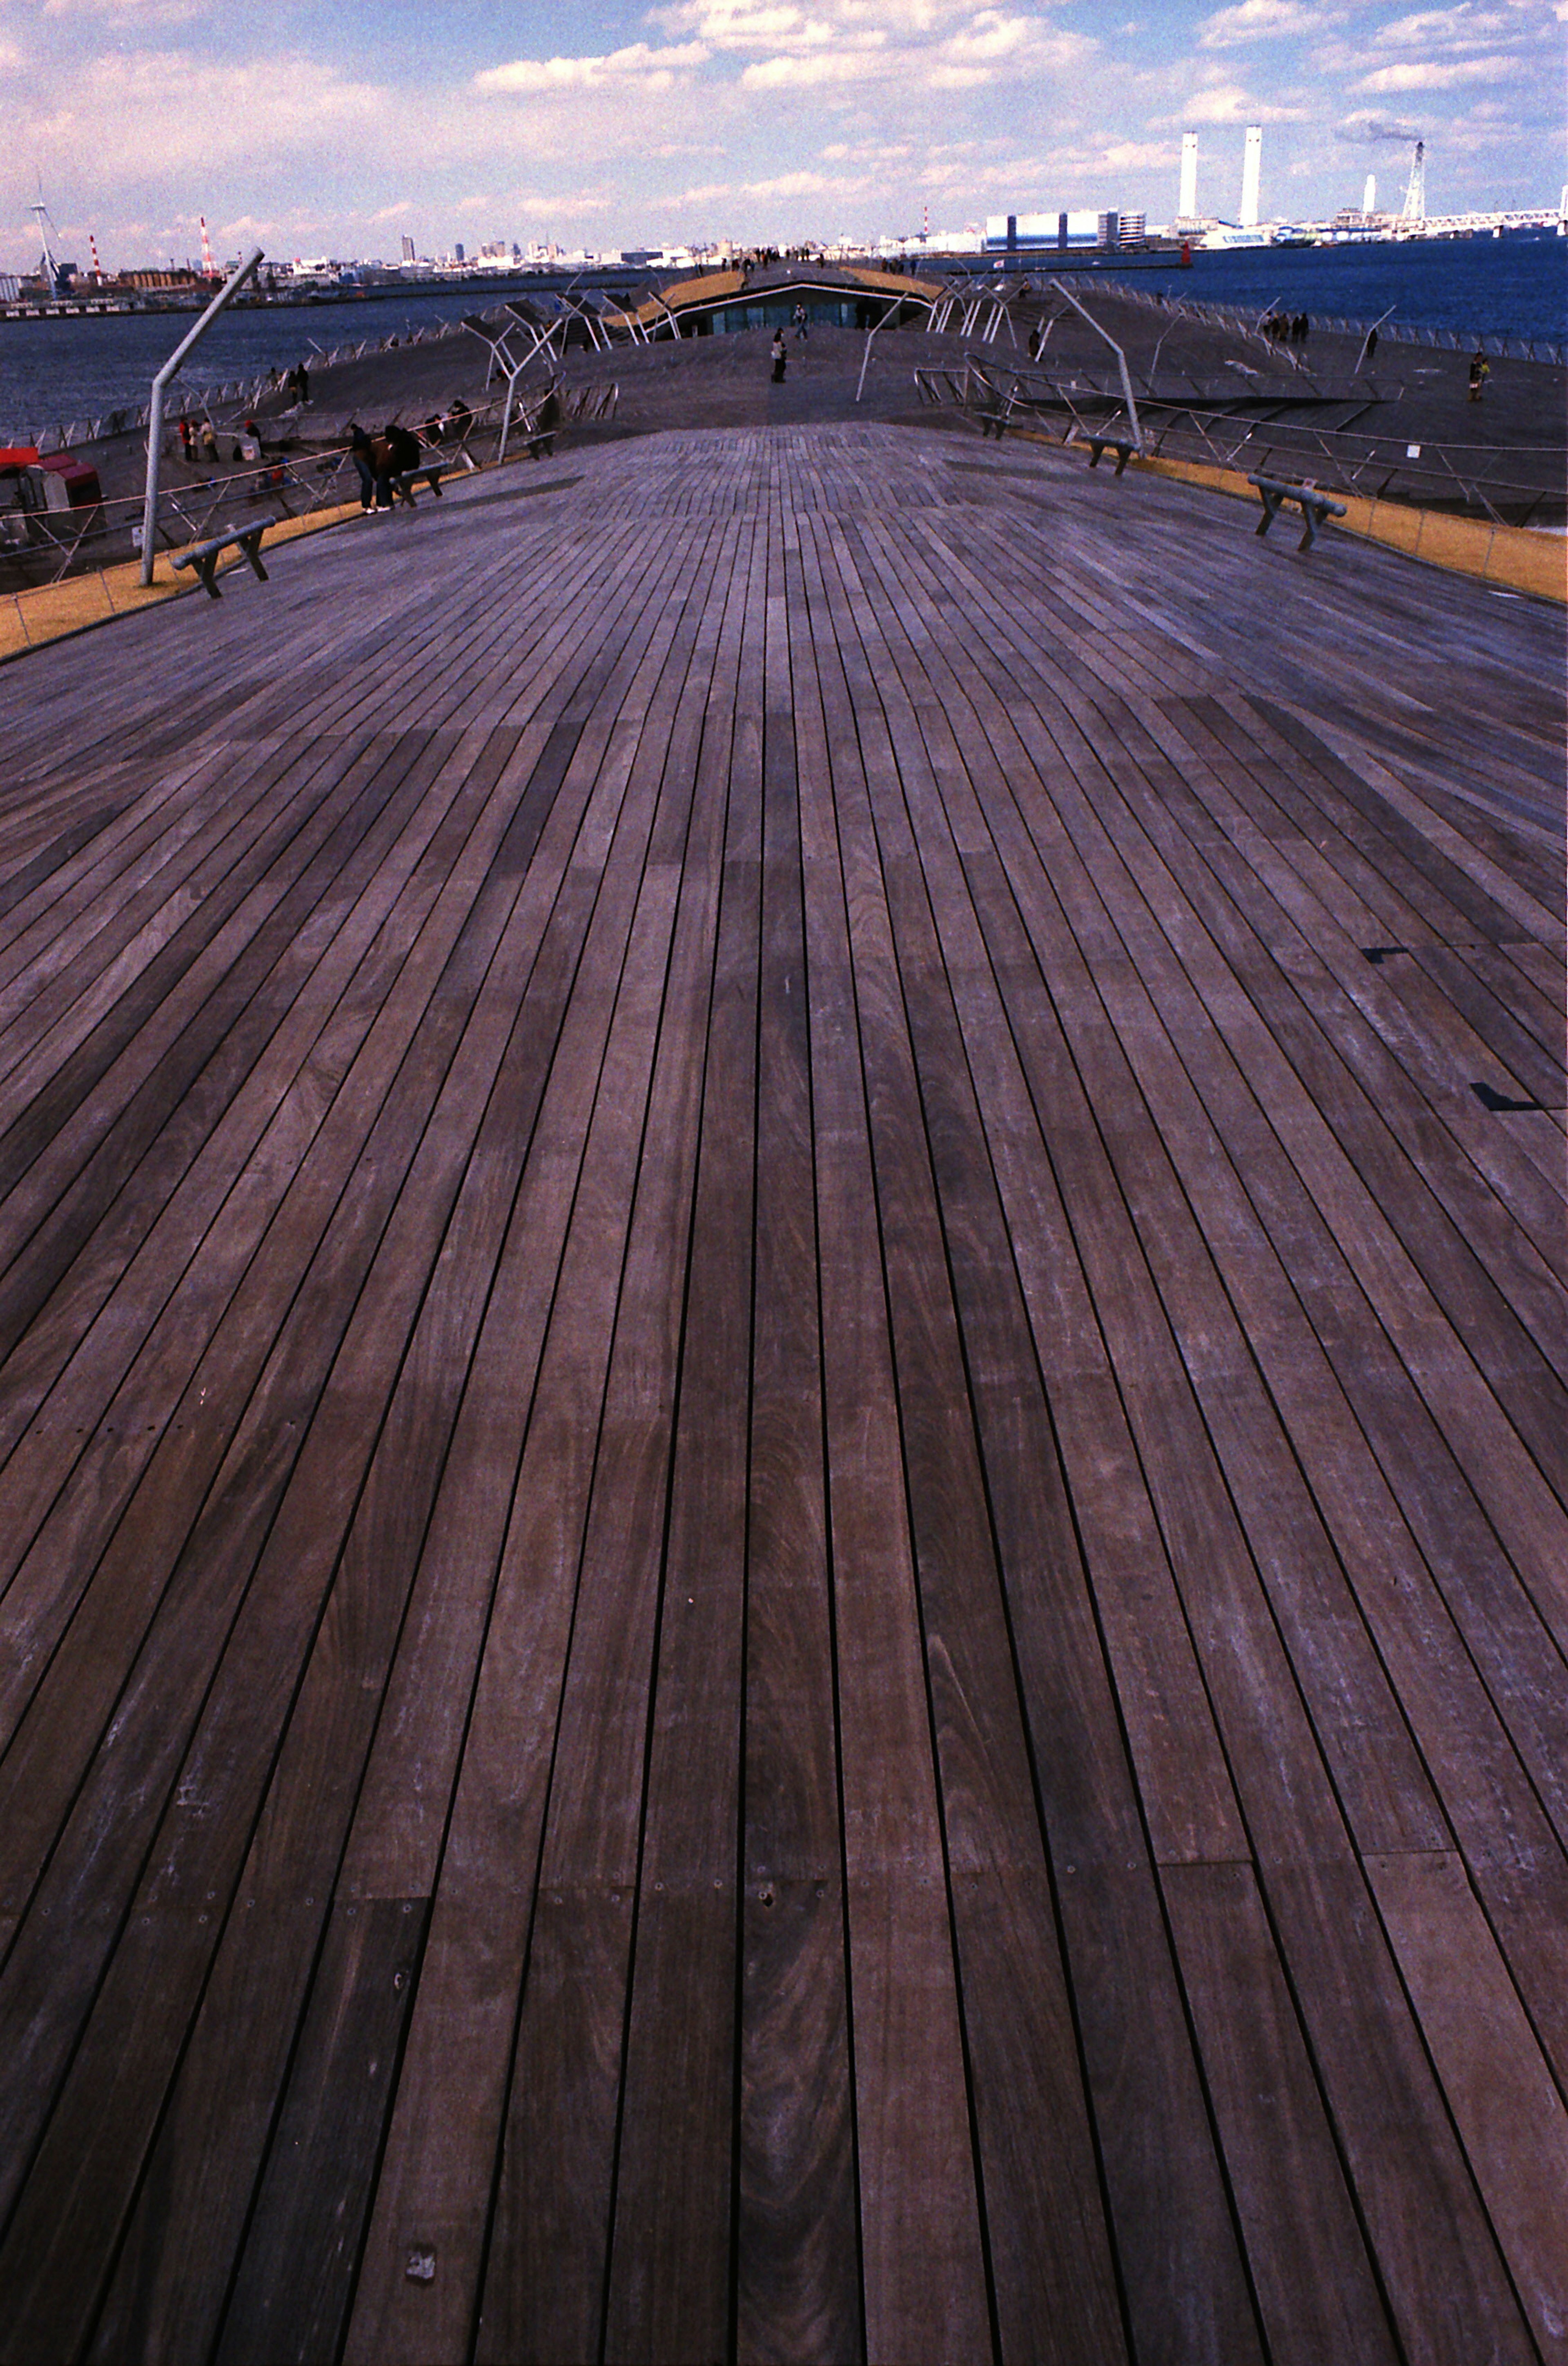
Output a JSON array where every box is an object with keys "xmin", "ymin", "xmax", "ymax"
[{"xmin": 0, "ymin": 422, "xmax": 1564, "ymax": 2365}]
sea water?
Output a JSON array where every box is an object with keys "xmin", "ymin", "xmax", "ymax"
[
  {"xmin": 1, "ymin": 237, "xmax": 1564, "ymax": 443},
  {"xmin": 1109, "ymin": 234, "xmax": 1567, "ymax": 344},
  {"xmin": 0, "ymin": 292, "xmax": 483, "ymax": 443}
]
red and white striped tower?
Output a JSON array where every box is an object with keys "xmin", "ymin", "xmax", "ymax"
[
  {"xmin": 200, "ymin": 216, "xmax": 217, "ymax": 277},
  {"xmin": 89, "ymin": 231, "xmax": 104, "ymax": 282}
]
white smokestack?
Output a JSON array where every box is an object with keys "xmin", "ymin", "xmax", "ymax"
[
  {"xmin": 1363, "ymin": 171, "xmax": 1376, "ymax": 214},
  {"xmin": 1241, "ymin": 125, "xmax": 1262, "ymax": 226},
  {"xmin": 1180, "ymin": 132, "xmax": 1198, "ymax": 220}
]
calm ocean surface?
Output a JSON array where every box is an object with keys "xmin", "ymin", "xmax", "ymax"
[{"xmin": 1, "ymin": 237, "xmax": 1564, "ymax": 440}]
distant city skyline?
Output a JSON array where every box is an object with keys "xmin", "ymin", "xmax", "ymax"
[{"xmin": 4, "ymin": 0, "xmax": 1564, "ymax": 273}]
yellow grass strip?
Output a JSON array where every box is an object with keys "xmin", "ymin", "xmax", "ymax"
[{"xmin": 1134, "ymin": 452, "xmax": 1566, "ymax": 604}]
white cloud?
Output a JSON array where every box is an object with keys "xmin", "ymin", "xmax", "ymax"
[
  {"xmin": 31, "ymin": 47, "xmax": 388, "ymax": 163},
  {"xmin": 648, "ymin": 0, "xmax": 834, "ymax": 42},
  {"xmin": 741, "ymin": 45, "xmax": 887, "ymax": 82},
  {"xmin": 475, "ymin": 41, "xmax": 710, "ymax": 95},
  {"xmin": 1355, "ymin": 50, "xmax": 1524, "ymax": 80},
  {"xmin": 1198, "ymin": 0, "xmax": 1336, "ymax": 43},
  {"xmin": 1372, "ymin": 4, "xmax": 1519, "ymax": 43},
  {"xmin": 1172, "ymin": 78, "xmax": 1311, "ymax": 120},
  {"xmin": 940, "ymin": 9, "xmax": 1033, "ymax": 60}
]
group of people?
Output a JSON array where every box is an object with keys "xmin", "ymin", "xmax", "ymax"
[
  {"xmin": 176, "ymin": 418, "xmax": 221, "ymax": 466},
  {"xmin": 265, "ymin": 361, "xmax": 312, "ymax": 405},
  {"xmin": 1263, "ymin": 311, "xmax": 1311, "ymax": 345},
  {"xmin": 345, "ymin": 400, "xmax": 472, "ymax": 512},
  {"xmin": 347, "ymin": 420, "xmax": 423, "ymax": 513}
]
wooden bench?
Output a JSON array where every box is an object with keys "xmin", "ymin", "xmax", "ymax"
[
  {"xmin": 1249, "ymin": 472, "xmax": 1347, "ymax": 550},
  {"xmin": 170, "ymin": 521, "xmax": 270, "ymax": 599}
]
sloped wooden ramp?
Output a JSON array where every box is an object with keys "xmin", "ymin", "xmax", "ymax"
[{"xmin": 0, "ymin": 424, "xmax": 1564, "ymax": 2365}]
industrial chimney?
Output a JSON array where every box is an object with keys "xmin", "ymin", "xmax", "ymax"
[
  {"xmin": 1179, "ymin": 132, "xmax": 1198, "ymax": 221},
  {"xmin": 1241, "ymin": 125, "xmax": 1262, "ymax": 228}
]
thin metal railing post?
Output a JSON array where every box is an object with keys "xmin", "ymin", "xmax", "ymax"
[
  {"xmin": 497, "ymin": 362, "xmax": 524, "ymax": 464},
  {"xmin": 858, "ymin": 293, "xmax": 936, "ymax": 403},
  {"xmin": 1354, "ymin": 306, "xmax": 1396, "ymax": 375},
  {"xmin": 140, "ymin": 247, "xmax": 263, "ymax": 585},
  {"xmin": 1048, "ymin": 277, "xmax": 1143, "ymax": 453}
]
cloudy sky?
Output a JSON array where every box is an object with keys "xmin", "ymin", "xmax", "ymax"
[{"xmin": 3, "ymin": 0, "xmax": 1563, "ymax": 271}]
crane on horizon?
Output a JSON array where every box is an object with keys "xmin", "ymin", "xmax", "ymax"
[
  {"xmin": 1402, "ymin": 139, "xmax": 1427, "ymax": 225},
  {"xmin": 29, "ymin": 187, "xmax": 67, "ymax": 296}
]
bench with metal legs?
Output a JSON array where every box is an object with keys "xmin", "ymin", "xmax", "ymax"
[
  {"xmin": 171, "ymin": 520, "xmax": 270, "ymax": 597},
  {"xmin": 388, "ymin": 461, "xmax": 452, "ymax": 506},
  {"xmin": 1085, "ymin": 434, "xmax": 1138, "ymax": 476},
  {"xmin": 1248, "ymin": 472, "xmax": 1347, "ymax": 550}
]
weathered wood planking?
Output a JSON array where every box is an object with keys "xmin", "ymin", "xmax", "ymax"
[{"xmin": 0, "ymin": 421, "xmax": 1563, "ymax": 2366}]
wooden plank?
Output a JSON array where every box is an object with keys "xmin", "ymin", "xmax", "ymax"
[
  {"xmin": 825, "ymin": 510, "xmax": 1265, "ymax": 2363},
  {"xmin": 0, "ymin": 831, "xmax": 610, "ymax": 2348},
  {"xmin": 0, "ymin": 725, "xmax": 491, "ymax": 1580},
  {"xmin": 1161, "ymin": 1861, "xmax": 1399, "ymax": 2364},
  {"xmin": 811, "ymin": 512, "xmax": 1127, "ymax": 2362},
  {"xmin": 600, "ymin": 509, "xmax": 765, "ymax": 2366},
  {"xmin": 212, "ymin": 1899, "xmax": 430, "ymax": 2366},
  {"xmin": 734, "ymin": 534, "xmax": 859, "ymax": 2359},
  {"xmin": 792, "ymin": 519, "xmax": 991, "ymax": 2363},
  {"xmin": 0, "ymin": 511, "xmax": 710, "ymax": 2330},
  {"xmin": 1120, "ymin": 686, "xmax": 1568, "ymax": 1227},
  {"xmin": 82, "ymin": 698, "xmax": 668, "ymax": 2362},
  {"xmin": 0, "ymin": 726, "xmax": 423, "ymax": 1367},
  {"xmin": 352, "ymin": 518, "xmax": 748, "ymax": 2366},
  {"xmin": 0, "ymin": 723, "xmax": 521, "ymax": 1490},
  {"xmin": 1364, "ymin": 1849, "xmax": 1568, "ymax": 2361},
  {"xmin": 891, "ymin": 530, "xmax": 1568, "ymax": 1644},
  {"xmin": 1267, "ymin": 1856, "xmax": 1539, "ymax": 2363},
  {"xmin": 0, "ymin": 421, "xmax": 1561, "ymax": 2366},
  {"xmin": 0, "ymin": 720, "xmax": 576, "ymax": 1838}
]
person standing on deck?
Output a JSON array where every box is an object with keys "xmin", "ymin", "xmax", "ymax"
[
  {"xmin": 793, "ymin": 303, "xmax": 808, "ymax": 342},
  {"xmin": 771, "ymin": 330, "xmax": 788, "ymax": 383},
  {"xmin": 347, "ymin": 421, "xmax": 378, "ymax": 512},
  {"xmin": 1469, "ymin": 351, "xmax": 1490, "ymax": 401}
]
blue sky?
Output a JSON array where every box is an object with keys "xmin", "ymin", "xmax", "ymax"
[{"xmin": 4, "ymin": 0, "xmax": 1564, "ymax": 270}]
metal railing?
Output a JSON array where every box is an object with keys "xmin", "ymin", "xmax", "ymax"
[
  {"xmin": 0, "ymin": 376, "xmax": 617, "ymax": 592},
  {"xmin": 0, "ymin": 314, "xmax": 474, "ymax": 453},
  {"xmin": 915, "ymin": 356, "xmax": 1566, "ymax": 526},
  {"xmin": 1090, "ymin": 275, "xmax": 1568, "ymax": 368}
]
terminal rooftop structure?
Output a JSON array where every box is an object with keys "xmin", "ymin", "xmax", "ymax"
[{"xmin": 0, "ymin": 276, "xmax": 1564, "ymax": 2363}]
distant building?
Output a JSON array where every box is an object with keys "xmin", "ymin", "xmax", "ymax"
[
  {"xmin": 1098, "ymin": 211, "xmax": 1146, "ymax": 248},
  {"xmin": 401, "ymin": 235, "xmax": 416, "ymax": 262},
  {"xmin": 984, "ymin": 211, "xmax": 1099, "ymax": 252}
]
